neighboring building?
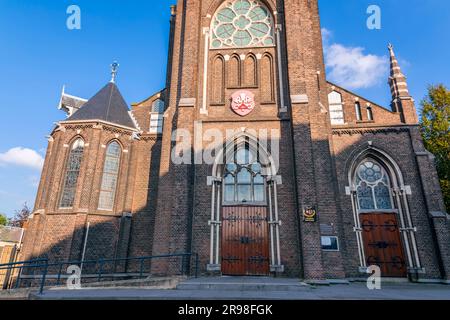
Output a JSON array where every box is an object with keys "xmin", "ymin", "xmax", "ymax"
[
  {"xmin": 0, "ymin": 226, "xmax": 25, "ymax": 289},
  {"xmin": 21, "ymin": 0, "xmax": 450, "ymax": 282}
]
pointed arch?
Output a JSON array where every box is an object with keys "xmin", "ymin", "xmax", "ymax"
[
  {"xmin": 211, "ymin": 54, "xmax": 225, "ymax": 104},
  {"xmin": 98, "ymin": 140, "xmax": 122, "ymax": 211},
  {"xmin": 353, "ymin": 158, "xmax": 394, "ymax": 211},
  {"xmin": 60, "ymin": 137, "xmax": 85, "ymax": 208},
  {"xmin": 347, "ymin": 146, "xmax": 405, "ymax": 189},
  {"xmin": 208, "ymin": 130, "xmax": 283, "ymax": 273},
  {"xmin": 228, "ymin": 54, "xmax": 241, "ymax": 88},
  {"xmin": 261, "ymin": 53, "xmax": 275, "ymax": 102},
  {"xmin": 243, "ymin": 54, "xmax": 257, "ymax": 87},
  {"xmin": 212, "ymin": 131, "xmax": 278, "ymax": 179},
  {"xmin": 207, "ymin": 0, "xmax": 277, "ymax": 18},
  {"xmin": 346, "ymin": 145, "xmax": 422, "ymax": 275}
]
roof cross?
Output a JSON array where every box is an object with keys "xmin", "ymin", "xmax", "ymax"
[{"xmin": 110, "ymin": 61, "xmax": 119, "ymax": 83}]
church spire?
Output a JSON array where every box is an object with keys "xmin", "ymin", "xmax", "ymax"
[
  {"xmin": 388, "ymin": 43, "xmax": 410, "ymax": 99},
  {"xmin": 387, "ymin": 44, "xmax": 417, "ymax": 123}
]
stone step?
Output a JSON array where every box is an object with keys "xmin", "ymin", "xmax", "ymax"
[{"xmin": 176, "ymin": 277, "xmax": 310, "ymax": 292}]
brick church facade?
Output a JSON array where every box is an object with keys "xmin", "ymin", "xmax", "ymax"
[{"xmin": 22, "ymin": 0, "xmax": 450, "ymax": 282}]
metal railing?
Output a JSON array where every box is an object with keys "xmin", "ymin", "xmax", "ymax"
[{"xmin": 0, "ymin": 252, "xmax": 199, "ymax": 295}]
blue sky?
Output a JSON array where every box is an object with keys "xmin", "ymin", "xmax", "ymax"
[{"xmin": 0, "ymin": 0, "xmax": 449, "ymax": 217}]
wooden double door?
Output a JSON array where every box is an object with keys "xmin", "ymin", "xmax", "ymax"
[
  {"xmin": 360, "ymin": 212, "xmax": 407, "ymax": 277},
  {"xmin": 221, "ymin": 206, "xmax": 270, "ymax": 276}
]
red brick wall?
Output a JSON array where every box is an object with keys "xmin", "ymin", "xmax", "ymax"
[{"xmin": 21, "ymin": 0, "xmax": 449, "ymax": 282}]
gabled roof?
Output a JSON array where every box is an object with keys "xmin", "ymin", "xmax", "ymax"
[
  {"xmin": 327, "ymin": 81, "xmax": 392, "ymax": 112},
  {"xmin": 67, "ymin": 82, "xmax": 136, "ymax": 129},
  {"xmin": 131, "ymin": 88, "xmax": 166, "ymax": 107},
  {"xmin": 58, "ymin": 86, "xmax": 88, "ymax": 117}
]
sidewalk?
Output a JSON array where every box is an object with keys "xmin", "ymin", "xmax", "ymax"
[{"xmin": 30, "ymin": 277, "xmax": 450, "ymax": 300}]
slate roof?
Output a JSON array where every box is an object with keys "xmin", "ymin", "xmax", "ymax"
[
  {"xmin": 67, "ymin": 82, "xmax": 136, "ymax": 129},
  {"xmin": 0, "ymin": 226, "xmax": 23, "ymax": 243},
  {"xmin": 59, "ymin": 93, "xmax": 87, "ymax": 116}
]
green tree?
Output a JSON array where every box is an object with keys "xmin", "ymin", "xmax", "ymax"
[
  {"xmin": 420, "ymin": 84, "xmax": 450, "ymax": 213},
  {"xmin": 0, "ymin": 213, "xmax": 7, "ymax": 226}
]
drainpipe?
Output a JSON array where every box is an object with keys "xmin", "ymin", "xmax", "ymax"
[{"xmin": 80, "ymin": 222, "xmax": 90, "ymax": 273}]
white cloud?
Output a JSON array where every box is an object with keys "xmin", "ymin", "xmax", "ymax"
[
  {"xmin": 0, "ymin": 147, "xmax": 44, "ymax": 170},
  {"xmin": 322, "ymin": 28, "xmax": 388, "ymax": 90},
  {"xmin": 321, "ymin": 28, "xmax": 332, "ymax": 46}
]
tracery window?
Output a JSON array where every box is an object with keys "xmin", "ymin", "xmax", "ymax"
[
  {"xmin": 98, "ymin": 141, "xmax": 121, "ymax": 210},
  {"xmin": 355, "ymin": 160, "xmax": 394, "ymax": 210},
  {"xmin": 223, "ymin": 146, "xmax": 266, "ymax": 204},
  {"xmin": 60, "ymin": 138, "xmax": 85, "ymax": 208},
  {"xmin": 211, "ymin": 0, "xmax": 275, "ymax": 49}
]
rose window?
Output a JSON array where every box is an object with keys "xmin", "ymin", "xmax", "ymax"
[{"xmin": 211, "ymin": 0, "xmax": 275, "ymax": 49}]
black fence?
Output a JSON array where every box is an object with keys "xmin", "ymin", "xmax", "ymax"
[{"xmin": 0, "ymin": 253, "xmax": 198, "ymax": 294}]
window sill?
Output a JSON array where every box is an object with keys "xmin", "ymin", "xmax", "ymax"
[
  {"xmin": 358, "ymin": 209, "xmax": 398, "ymax": 214},
  {"xmin": 356, "ymin": 120, "xmax": 375, "ymax": 124},
  {"xmin": 227, "ymin": 85, "xmax": 258, "ymax": 90},
  {"xmin": 222, "ymin": 202, "xmax": 267, "ymax": 207}
]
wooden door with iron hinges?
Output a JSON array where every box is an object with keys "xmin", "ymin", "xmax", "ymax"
[
  {"xmin": 361, "ymin": 212, "xmax": 407, "ymax": 277},
  {"xmin": 221, "ymin": 206, "xmax": 270, "ymax": 276}
]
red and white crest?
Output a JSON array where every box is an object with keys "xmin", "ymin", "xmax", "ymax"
[{"xmin": 231, "ymin": 90, "xmax": 255, "ymax": 116}]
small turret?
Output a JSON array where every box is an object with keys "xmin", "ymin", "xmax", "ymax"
[{"xmin": 388, "ymin": 44, "xmax": 418, "ymax": 124}]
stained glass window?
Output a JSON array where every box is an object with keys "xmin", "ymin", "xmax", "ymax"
[
  {"xmin": 60, "ymin": 139, "xmax": 85, "ymax": 208},
  {"xmin": 98, "ymin": 142, "xmax": 121, "ymax": 210},
  {"xmin": 355, "ymin": 160, "xmax": 393, "ymax": 210},
  {"xmin": 211, "ymin": 0, "xmax": 275, "ymax": 49},
  {"xmin": 223, "ymin": 146, "xmax": 266, "ymax": 204}
]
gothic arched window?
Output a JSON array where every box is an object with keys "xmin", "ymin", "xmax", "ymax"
[
  {"xmin": 60, "ymin": 138, "xmax": 85, "ymax": 208},
  {"xmin": 211, "ymin": 0, "xmax": 275, "ymax": 49},
  {"xmin": 98, "ymin": 141, "xmax": 122, "ymax": 210},
  {"xmin": 355, "ymin": 160, "xmax": 394, "ymax": 210},
  {"xmin": 223, "ymin": 146, "xmax": 265, "ymax": 204},
  {"xmin": 261, "ymin": 53, "xmax": 274, "ymax": 102}
]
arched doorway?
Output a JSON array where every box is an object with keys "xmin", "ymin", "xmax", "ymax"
[
  {"xmin": 221, "ymin": 144, "xmax": 269, "ymax": 275},
  {"xmin": 353, "ymin": 158, "xmax": 407, "ymax": 277},
  {"xmin": 207, "ymin": 133, "xmax": 283, "ymax": 276}
]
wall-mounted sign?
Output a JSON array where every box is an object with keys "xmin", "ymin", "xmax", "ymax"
[
  {"xmin": 321, "ymin": 236, "xmax": 339, "ymax": 251},
  {"xmin": 231, "ymin": 90, "xmax": 255, "ymax": 116},
  {"xmin": 303, "ymin": 206, "xmax": 317, "ymax": 222}
]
